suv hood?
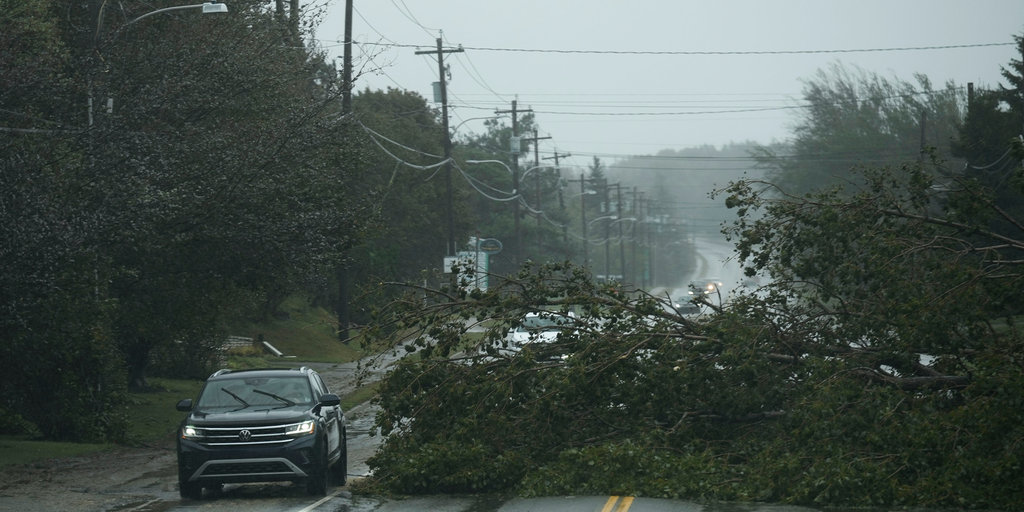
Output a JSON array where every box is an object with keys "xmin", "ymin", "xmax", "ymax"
[{"xmin": 188, "ymin": 405, "xmax": 312, "ymax": 426}]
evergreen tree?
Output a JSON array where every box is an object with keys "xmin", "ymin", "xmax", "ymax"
[{"xmin": 952, "ymin": 31, "xmax": 1024, "ymax": 252}]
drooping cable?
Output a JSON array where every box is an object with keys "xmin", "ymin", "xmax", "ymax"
[
  {"xmin": 360, "ymin": 125, "xmax": 450, "ymax": 171},
  {"xmin": 359, "ymin": 122, "xmax": 444, "ymax": 158}
]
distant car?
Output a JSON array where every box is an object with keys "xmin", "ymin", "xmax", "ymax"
[
  {"xmin": 687, "ymin": 277, "xmax": 724, "ymax": 296},
  {"xmin": 175, "ymin": 367, "xmax": 347, "ymax": 500},
  {"xmin": 505, "ymin": 311, "xmax": 577, "ymax": 350},
  {"xmin": 675, "ymin": 302, "xmax": 704, "ymax": 317},
  {"xmin": 661, "ymin": 295, "xmax": 704, "ymax": 317}
]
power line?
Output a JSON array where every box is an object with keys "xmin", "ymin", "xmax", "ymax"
[
  {"xmin": 356, "ymin": 41, "xmax": 1014, "ymax": 55},
  {"xmin": 453, "ymin": 103, "xmax": 802, "ymax": 116},
  {"xmin": 388, "ymin": 0, "xmax": 437, "ymax": 39}
]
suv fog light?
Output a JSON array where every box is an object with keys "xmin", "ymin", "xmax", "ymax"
[{"xmin": 285, "ymin": 421, "xmax": 315, "ymax": 436}]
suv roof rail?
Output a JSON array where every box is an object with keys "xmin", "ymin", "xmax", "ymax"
[{"xmin": 210, "ymin": 369, "xmax": 233, "ymax": 378}]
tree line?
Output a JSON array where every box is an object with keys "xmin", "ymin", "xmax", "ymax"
[{"xmin": 0, "ymin": 0, "xmax": 671, "ymax": 441}]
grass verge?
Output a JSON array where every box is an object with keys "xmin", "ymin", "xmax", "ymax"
[
  {"xmin": 0, "ymin": 437, "xmax": 114, "ymax": 467},
  {"xmin": 234, "ymin": 295, "xmax": 362, "ymax": 363},
  {"xmin": 342, "ymin": 381, "xmax": 381, "ymax": 411},
  {"xmin": 127, "ymin": 377, "xmax": 206, "ymax": 444},
  {"xmin": 0, "ymin": 377, "xmax": 204, "ymax": 468}
]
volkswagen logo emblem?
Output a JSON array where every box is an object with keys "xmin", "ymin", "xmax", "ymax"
[{"xmin": 238, "ymin": 429, "xmax": 252, "ymax": 442}]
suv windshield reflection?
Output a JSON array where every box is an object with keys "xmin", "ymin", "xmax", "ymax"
[{"xmin": 196, "ymin": 376, "xmax": 313, "ymax": 408}]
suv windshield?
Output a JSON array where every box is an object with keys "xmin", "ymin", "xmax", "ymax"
[{"xmin": 196, "ymin": 376, "xmax": 313, "ymax": 409}]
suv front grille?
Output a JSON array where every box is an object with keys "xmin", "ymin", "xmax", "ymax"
[{"xmin": 196, "ymin": 423, "xmax": 298, "ymax": 446}]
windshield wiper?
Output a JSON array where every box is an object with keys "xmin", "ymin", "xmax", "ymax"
[
  {"xmin": 220, "ymin": 388, "xmax": 249, "ymax": 407},
  {"xmin": 252, "ymin": 389, "xmax": 295, "ymax": 406}
]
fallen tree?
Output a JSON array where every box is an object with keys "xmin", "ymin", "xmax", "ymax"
[{"xmin": 359, "ymin": 152, "xmax": 1024, "ymax": 508}]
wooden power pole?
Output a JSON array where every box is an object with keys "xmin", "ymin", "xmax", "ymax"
[
  {"xmin": 416, "ymin": 35, "xmax": 463, "ymax": 258},
  {"xmin": 496, "ymin": 100, "xmax": 532, "ymax": 265},
  {"xmin": 335, "ymin": 0, "xmax": 353, "ymax": 343}
]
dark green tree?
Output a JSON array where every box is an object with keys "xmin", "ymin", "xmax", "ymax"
[
  {"xmin": 952, "ymin": 31, "xmax": 1024, "ymax": 249},
  {"xmin": 755, "ymin": 62, "xmax": 964, "ymax": 195},
  {"xmin": 0, "ymin": 0, "xmax": 129, "ymax": 441},
  {"xmin": 342, "ymin": 87, "xmax": 467, "ymax": 323},
  {"xmin": 1, "ymin": 0, "xmax": 377, "ymax": 437}
]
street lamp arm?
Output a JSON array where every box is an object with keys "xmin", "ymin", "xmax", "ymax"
[
  {"xmin": 101, "ymin": 2, "xmax": 228, "ymax": 50},
  {"xmin": 465, "ymin": 159, "xmax": 510, "ymax": 170},
  {"xmin": 127, "ymin": 4, "xmax": 204, "ymax": 27},
  {"xmin": 587, "ymin": 214, "xmax": 618, "ymax": 228},
  {"xmin": 519, "ymin": 164, "xmax": 552, "ymax": 181},
  {"xmin": 451, "ymin": 115, "xmax": 505, "ymax": 138},
  {"xmin": 126, "ymin": 1, "xmax": 227, "ymax": 26}
]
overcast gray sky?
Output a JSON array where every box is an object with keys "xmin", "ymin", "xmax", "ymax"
[{"xmin": 310, "ymin": 1, "xmax": 1023, "ymax": 167}]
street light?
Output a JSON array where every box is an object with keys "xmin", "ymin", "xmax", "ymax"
[{"xmin": 122, "ymin": 2, "xmax": 228, "ymax": 27}]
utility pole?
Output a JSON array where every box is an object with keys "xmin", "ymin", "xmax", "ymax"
[
  {"xmin": 580, "ymin": 173, "xmax": 589, "ymax": 268},
  {"xmin": 543, "ymin": 151, "xmax": 570, "ymax": 211},
  {"xmin": 967, "ymin": 82, "xmax": 974, "ymax": 115},
  {"xmin": 496, "ymin": 100, "xmax": 531, "ymax": 265},
  {"xmin": 523, "ymin": 129, "xmax": 551, "ymax": 255},
  {"xmin": 336, "ymin": 0, "xmax": 353, "ymax": 343},
  {"xmin": 524, "ymin": 129, "xmax": 552, "ymax": 228},
  {"xmin": 639, "ymin": 192, "xmax": 647, "ymax": 289},
  {"xmin": 631, "ymin": 187, "xmax": 638, "ymax": 286},
  {"xmin": 648, "ymin": 200, "xmax": 657, "ymax": 287},
  {"xmin": 567, "ymin": 174, "xmax": 603, "ymax": 270},
  {"xmin": 918, "ymin": 110, "xmax": 927, "ymax": 163},
  {"xmin": 416, "ymin": 35, "xmax": 463, "ymax": 260},
  {"xmin": 616, "ymin": 183, "xmax": 626, "ymax": 285},
  {"xmin": 542, "ymin": 151, "xmax": 570, "ymax": 255},
  {"xmin": 341, "ymin": 0, "xmax": 352, "ymax": 114},
  {"xmin": 604, "ymin": 180, "xmax": 611, "ymax": 283}
]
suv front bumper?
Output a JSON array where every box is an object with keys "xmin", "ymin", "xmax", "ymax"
[{"xmin": 177, "ymin": 434, "xmax": 319, "ymax": 485}]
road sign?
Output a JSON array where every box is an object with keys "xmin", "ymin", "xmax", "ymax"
[{"xmin": 478, "ymin": 238, "xmax": 502, "ymax": 254}]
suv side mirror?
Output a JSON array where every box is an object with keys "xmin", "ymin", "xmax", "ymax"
[
  {"xmin": 176, "ymin": 399, "xmax": 193, "ymax": 412},
  {"xmin": 319, "ymin": 394, "xmax": 341, "ymax": 407}
]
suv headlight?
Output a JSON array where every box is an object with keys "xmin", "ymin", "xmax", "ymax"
[
  {"xmin": 182, "ymin": 425, "xmax": 204, "ymax": 439},
  {"xmin": 285, "ymin": 421, "xmax": 315, "ymax": 436}
]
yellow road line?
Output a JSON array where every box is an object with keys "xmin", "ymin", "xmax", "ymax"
[
  {"xmin": 599, "ymin": 496, "xmax": 620, "ymax": 512},
  {"xmin": 599, "ymin": 496, "xmax": 634, "ymax": 512},
  {"xmin": 615, "ymin": 496, "xmax": 634, "ymax": 511}
]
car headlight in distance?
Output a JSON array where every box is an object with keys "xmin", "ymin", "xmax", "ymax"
[
  {"xmin": 285, "ymin": 421, "xmax": 315, "ymax": 436},
  {"xmin": 182, "ymin": 425, "xmax": 204, "ymax": 439}
]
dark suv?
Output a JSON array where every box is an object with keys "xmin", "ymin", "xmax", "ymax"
[{"xmin": 175, "ymin": 367, "xmax": 347, "ymax": 499}]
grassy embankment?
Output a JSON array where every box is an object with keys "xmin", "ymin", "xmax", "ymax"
[{"xmin": 0, "ymin": 296, "xmax": 378, "ymax": 467}]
